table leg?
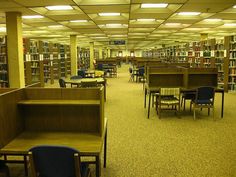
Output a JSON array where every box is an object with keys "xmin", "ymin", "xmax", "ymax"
[
  {"xmin": 104, "ymin": 126, "xmax": 107, "ymax": 168},
  {"xmin": 148, "ymin": 91, "xmax": 151, "ymax": 119},
  {"xmin": 144, "ymin": 88, "xmax": 147, "ymax": 108},
  {"xmin": 221, "ymin": 91, "xmax": 224, "ymax": 118},
  {"xmin": 24, "ymin": 155, "xmax": 28, "ymax": 177},
  {"xmin": 96, "ymin": 155, "xmax": 101, "ymax": 177}
]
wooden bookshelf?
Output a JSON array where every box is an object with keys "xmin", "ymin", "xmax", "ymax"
[
  {"xmin": 215, "ymin": 39, "xmax": 225, "ymax": 89},
  {"xmin": 23, "ymin": 39, "xmax": 44, "ymax": 87},
  {"xmin": 65, "ymin": 45, "xmax": 71, "ymax": 76},
  {"xmin": 0, "ymin": 36, "xmax": 8, "ymax": 88}
]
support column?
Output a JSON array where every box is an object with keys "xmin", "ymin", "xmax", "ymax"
[
  {"xmin": 107, "ymin": 48, "xmax": 111, "ymax": 58},
  {"xmin": 70, "ymin": 35, "xmax": 77, "ymax": 75},
  {"xmin": 90, "ymin": 42, "xmax": 94, "ymax": 69},
  {"xmin": 200, "ymin": 33, "xmax": 208, "ymax": 41},
  {"xmin": 104, "ymin": 47, "xmax": 107, "ymax": 59},
  {"xmin": 99, "ymin": 46, "xmax": 103, "ymax": 59},
  {"xmin": 6, "ymin": 12, "xmax": 25, "ymax": 88}
]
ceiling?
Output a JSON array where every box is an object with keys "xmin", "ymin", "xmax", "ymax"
[{"xmin": 0, "ymin": 0, "xmax": 236, "ymax": 50}]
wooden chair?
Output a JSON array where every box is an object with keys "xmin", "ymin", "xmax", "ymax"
[
  {"xmin": 81, "ymin": 80, "xmax": 98, "ymax": 88},
  {"xmin": 191, "ymin": 86, "xmax": 215, "ymax": 120},
  {"xmin": 28, "ymin": 145, "xmax": 91, "ymax": 177},
  {"xmin": 156, "ymin": 88, "xmax": 181, "ymax": 119}
]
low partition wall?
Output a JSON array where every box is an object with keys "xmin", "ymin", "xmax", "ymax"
[
  {"xmin": 146, "ymin": 66, "xmax": 218, "ymax": 89},
  {"xmin": 0, "ymin": 87, "xmax": 105, "ymax": 149}
]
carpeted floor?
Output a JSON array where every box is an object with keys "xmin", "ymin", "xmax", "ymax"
[{"xmin": 7, "ymin": 64, "xmax": 236, "ymax": 177}]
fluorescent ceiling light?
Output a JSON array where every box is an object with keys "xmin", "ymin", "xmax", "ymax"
[
  {"xmin": 106, "ymin": 24, "xmax": 122, "ymax": 27},
  {"xmin": 141, "ymin": 3, "xmax": 168, "ymax": 8},
  {"xmin": 223, "ymin": 23, "xmax": 236, "ymax": 26},
  {"xmin": 137, "ymin": 19, "xmax": 155, "ymax": 22},
  {"xmin": 0, "ymin": 27, "xmax": 6, "ymax": 32},
  {"xmin": 98, "ymin": 13, "xmax": 120, "ymax": 16},
  {"xmin": 70, "ymin": 20, "xmax": 88, "ymax": 22},
  {"xmin": 45, "ymin": 5, "xmax": 73, "ymax": 10},
  {"xmin": 48, "ymin": 25, "xmax": 64, "ymax": 28},
  {"xmin": 165, "ymin": 23, "xmax": 181, "ymax": 26},
  {"xmin": 22, "ymin": 15, "xmax": 44, "ymax": 19},
  {"xmin": 203, "ymin": 18, "xmax": 222, "ymax": 22},
  {"xmin": 178, "ymin": 12, "xmax": 200, "ymax": 16},
  {"xmin": 233, "ymin": 5, "xmax": 236, "ymax": 8}
]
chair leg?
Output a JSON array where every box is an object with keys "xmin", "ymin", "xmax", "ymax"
[
  {"xmin": 183, "ymin": 98, "xmax": 186, "ymax": 110},
  {"xmin": 193, "ymin": 106, "xmax": 196, "ymax": 120},
  {"xmin": 158, "ymin": 103, "xmax": 161, "ymax": 119}
]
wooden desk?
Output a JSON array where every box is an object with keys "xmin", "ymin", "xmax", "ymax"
[
  {"xmin": 144, "ymin": 85, "xmax": 224, "ymax": 119},
  {"xmin": 65, "ymin": 78, "xmax": 106, "ymax": 100},
  {"xmin": 0, "ymin": 120, "xmax": 107, "ymax": 177}
]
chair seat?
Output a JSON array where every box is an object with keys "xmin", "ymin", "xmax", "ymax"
[
  {"xmin": 193, "ymin": 99, "xmax": 213, "ymax": 105},
  {"xmin": 161, "ymin": 98, "xmax": 179, "ymax": 104}
]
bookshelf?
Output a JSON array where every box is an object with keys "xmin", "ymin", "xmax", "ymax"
[
  {"xmin": 226, "ymin": 35, "xmax": 236, "ymax": 91},
  {"xmin": 0, "ymin": 36, "xmax": 8, "ymax": 88},
  {"xmin": 65, "ymin": 45, "xmax": 71, "ymax": 76},
  {"xmin": 39, "ymin": 41, "xmax": 54, "ymax": 84},
  {"xmin": 215, "ymin": 39, "xmax": 225, "ymax": 88},
  {"xmin": 23, "ymin": 39, "xmax": 44, "ymax": 86},
  {"xmin": 50, "ymin": 43, "xmax": 60, "ymax": 79},
  {"xmin": 78, "ymin": 48, "xmax": 90, "ymax": 70}
]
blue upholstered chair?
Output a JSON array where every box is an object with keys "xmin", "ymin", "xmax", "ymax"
[
  {"xmin": 191, "ymin": 86, "xmax": 215, "ymax": 120},
  {"xmin": 28, "ymin": 145, "xmax": 91, "ymax": 177},
  {"xmin": 59, "ymin": 78, "xmax": 66, "ymax": 88}
]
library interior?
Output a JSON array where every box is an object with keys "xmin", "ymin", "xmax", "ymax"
[{"xmin": 0, "ymin": 1, "xmax": 236, "ymax": 177}]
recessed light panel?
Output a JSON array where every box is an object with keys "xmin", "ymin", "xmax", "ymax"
[
  {"xmin": 98, "ymin": 13, "xmax": 120, "ymax": 16},
  {"xmin": 141, "ymin": 3, "xmax": 168, "ymax": 8},
  {"xmin": 45, "ymin": 5, "xmax": 73, "ymax": 10}
]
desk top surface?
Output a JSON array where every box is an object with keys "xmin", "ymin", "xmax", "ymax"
[
  {"xmin": 0, "ymin": 131, "xmax": 103, "ymax": 155},
  {"xmin": 0, "ymin": 119, "xmax": 107, "ymax": 156},
  {"xmin": 65, "ymin": 78, "xmax": 105, "ymax": 84}
]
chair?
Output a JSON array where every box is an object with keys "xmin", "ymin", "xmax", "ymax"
[
  {"xmin": 156, "ymin": 88, "xmax": 180, "ymax": 119},
  {"xmin": 28, "ymin": 145, "xmax": 91, "ymax": 177},
  {"xmin": 81, "ymin": 80, "xmax": 98, "ymax": 88},
  {"xmin": 128, "ymin": 67, "xmax": 134, "ymax": 82},
  {"xmin": 78, "ymin": 70, "xmax": 86, "ymax": 78},
  {"xmin": 181, "ymin": 92, "xmax": 196, "ymax": 111},
  {"xmin": 59, "ymin": 78, "xmax": 66, "ymax": 88},
  {"xmin": 191, "ymin": 86, "xmax": 215, "ymax": 120},
  {"xmin": 0, "ymin": 160, "xmax": 10, "ymax": 177}
]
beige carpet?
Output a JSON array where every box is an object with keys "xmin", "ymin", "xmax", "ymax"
[{"xmin": 7, "ymin": 64, "xmax": 236, "ymax": 177}]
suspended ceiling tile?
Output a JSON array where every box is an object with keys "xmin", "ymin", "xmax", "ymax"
[
  {"xmin": 131, "ymin": 0, "xmax": 187, "ymax": 3},
  {"xmin": 48, "ymin": 14, "xmax": 89, "ymax": 21},
  {"xmin": 69, "ymin": 24, "xmax": 98, "ymax": 29},
  {"xmin": 0, "ymin": 1, "xmax": 22, "ymax": 8},
  {"xmin": 74, "ymin": 28, "xmax": 104, "ymax": 34},
  {"xmin": 80, "ymin": 5, "xmax": 130, "ymax": 13},
  {"xmin": 13, "ymin": 0, "xmax": 76, "ymax": 6},
  {"xmin": 178, "ymin": 3, "xmax": 234, "ymax": 13},
  {"xmin": 209, "ymin": 13, "xmax": 236, "ymax": 20},
  {"xmin": 129, "ymin": 27, "xmax": 155, "ymax": 33},
  {"xmin": 190, "ymin": 23, "xmax": 223, "ymax": 28},
  {"xmin": 74, "ymin": 0, "xmax": 130, "ymax": 5},
  {"xmin": 96, "ymin": 20, "xmax": 129, "ymax": 25}
]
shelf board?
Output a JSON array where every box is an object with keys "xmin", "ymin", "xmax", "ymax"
[{"xmin": 18, "ymin": 99, "xmax": 100, "ymax": 105}]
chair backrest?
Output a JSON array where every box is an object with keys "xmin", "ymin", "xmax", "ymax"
[
  {"xmin": 29, "ymin": 145, "xmax": 81, "ymax": 177},
  {"xmin": 160, "ymin": 88, "xmax": 180, "ymax": 97},
  {"xmin": 59, "ymin": 78, "xmax": 66, "ymax": 88},
  {"xmin": 195, "ymin": 86, "xmax": 215, "ymax": 103},
  {"xmin": 70, "ymin": 75, "xmax": 82, "ymax": 80},
  {"xmin": 138, "ymin": 67, "xmax": 145, "ymax": 76},
  {"xmin": 129, "ymin": 67, "xmax": 133, "ymax": 74},
  {"xmin": 81, "ymin": 80, "xmax": 98, "ymax": 88},
  {"xmin": 97, "ymin": 64, "xmax": 103, "ymax": 70},
  {"xmin": 78, "ymin": 70, "xmax": 86, "ymax": 78}
]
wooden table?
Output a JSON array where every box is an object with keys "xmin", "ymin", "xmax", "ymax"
[
  {"xmin": 0, "ymin": 120, "xmax": 107, "ymax": 177},
  {"xmin": 144, "ymin": 85, "xmax": 225, "ymax": 119}
]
